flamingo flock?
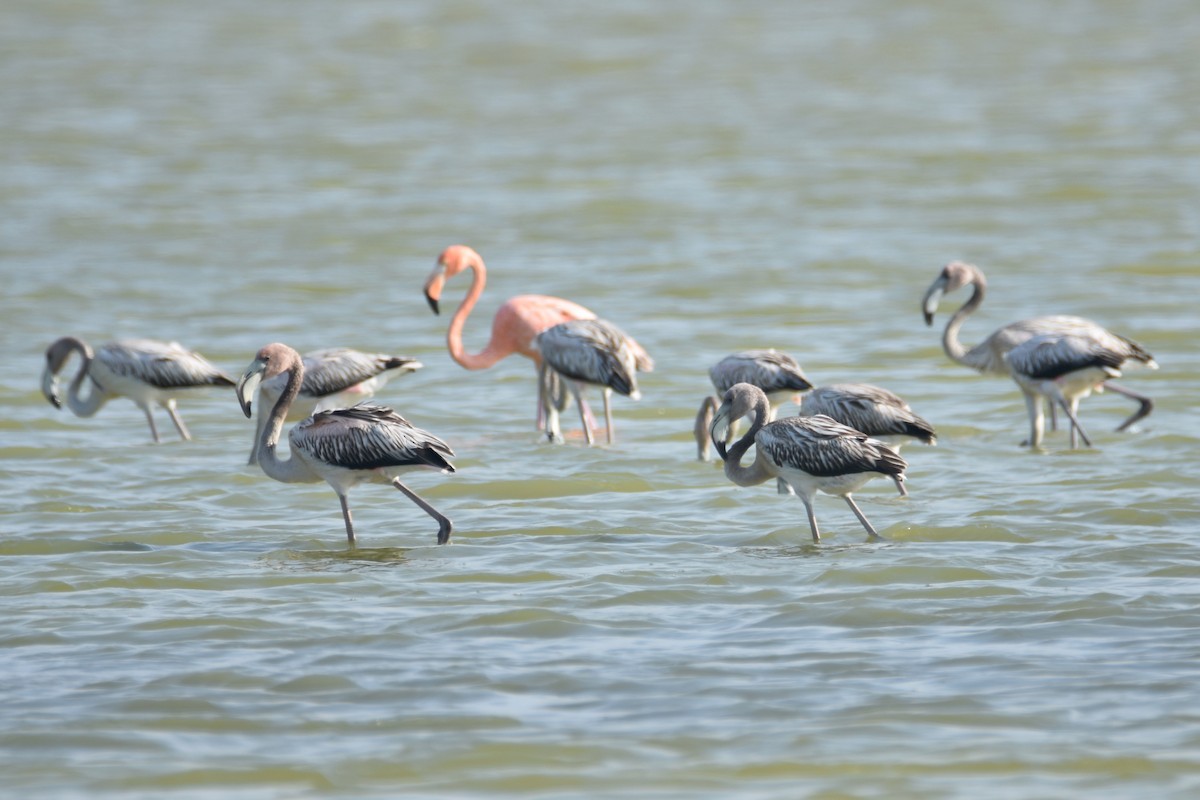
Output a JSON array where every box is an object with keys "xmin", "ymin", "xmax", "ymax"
[{"xmin": 39, "ymin": 253, "xmax": 1158, "ymax": 546}]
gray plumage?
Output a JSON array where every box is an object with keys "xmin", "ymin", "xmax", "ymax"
[
  {"xmin": 1005, "ymin": 330, "xmax": 1158, "ymax": 449},
  {"xmin": 800, "ymin": 383, "xmax": 936, "ymax": 446},
  {"xmin": 708, "ymin": 350, "xmax": 812, "ymax": 395},
  {"xmin": 534, "ymin": 318, "xmax": 645, "ymax": 446},
  {"xmin": 41, "ymin": 336, "xmax": 234, "ymax": 442},
  {"xmin": 922, "ymin": 260, "xmax": 1156, "ymax": 433},
  {"xmin": 292, "ymin": 403, "xmax": 454, "ymax": 473},
  {"xmin": 238, "ymin": 343, "xmax": 455, "ymax": 544},
  {"xmin": 695, "ymin": 349, "xmax": 811, "ymax": 463},
  {"xmin": 711, "ymin": 383, "xmax": 906, "ymax": 543},
  {"xmin": 248, "ymin": 347, "xmax": 423, "ymax": 465}
]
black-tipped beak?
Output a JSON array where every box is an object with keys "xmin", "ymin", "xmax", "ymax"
[
  {"xmin": 425, "ymin": 291, "xmax": 440, "ymax": 315},
  {"xmin": 236, "ymin": 362, "xmax": 265, "ymax": 419},
  {"xmin": 714, "ymin": 439, "xmax": 728, "ymax": 461},
  {"xmin": 41, "ymin": 369, "xmax": 62, "ymax": 409},
  {"xmin": 923, "ymin": 310, "xmax": 934, "ymax": 326}
]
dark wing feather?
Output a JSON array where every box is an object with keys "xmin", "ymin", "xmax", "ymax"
[
  {"xmin": 300, "ymin": 348, "xmax": 420, "ymax": 398},
  {"xmin": 710, "ymin": 350, "xmax": 812, "ymax": 394},
  {"xmin": 99, "ymin": 340, "xmax": 234, "ymax": 388},
  {"xmin": 292, "ymin": 402, "xmax": 455, "ymax": 472},
  {"xmin": 537, "ymin": 319, "xmax": 639, "ymax": 396},
  {"xmin": 758, "ymin": 415, "xmax": 906, "ymax": 478},
  {"xmin": 1007, "ymin": 334, "xmax": 1126, "ymax": 380}
]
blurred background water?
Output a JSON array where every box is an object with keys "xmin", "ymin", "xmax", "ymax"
[{"xmin": 2, "ymin": 1, "xmax": 1199, "ymax": 797}]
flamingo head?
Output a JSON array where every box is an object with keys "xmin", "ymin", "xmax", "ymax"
[
  {"xmin": 237, "ymin": 343, "xmax": 299, "ymax": 419},
  {"xmin": 425, "ymin": 245, "xmax": 483, "ymax": 315},
  {"xmin": 41, "ymin": 336, "xmax": 90, "ymax": 409},
  {"xmin": 710, "ymin": 383, "xmax": 767, "ymax": 461},
  {"xmin": 922, "ymin": 260, "xmax": 982, "ymax": 325}
]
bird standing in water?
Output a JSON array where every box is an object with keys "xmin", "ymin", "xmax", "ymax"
[
  {"xmin": 41, "ymin": 336, "xmax": 233, "ymax": 443},
  {"xmin": 533, "ymin": 318, "xmax": 645, "ymax": 446},
  {"xmin": 711, "ymin": 383, "xmax": 906, "ymax": 543},
  {"xmin": 921, "ymin": 260, "xmax": 1155, "ymax": 432},
  {"xmin": 423, "ymin": 245, "xmax": 651, "ymax": 430},
  {"xmin": 237, "ymin": 343, "xmax": 456, "ymax": 545}
]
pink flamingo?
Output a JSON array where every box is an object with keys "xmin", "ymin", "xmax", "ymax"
[{"xmin": 423, "ymin": 245, "xmax": 652, "ymax": 430}]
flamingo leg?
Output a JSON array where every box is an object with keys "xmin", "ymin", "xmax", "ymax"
[
  {"xmin": 1020, "ymin": 389, "xmax": 1044, "ymax": 448},
  {"xmin": 799, "ymin": 495, "xmax": 821, "ymax": 543},
  {"xmin": 892, "ymin": 476, "xmax": 908, "ymax": 497},
  {"xmin": 165, "ymin": 401, "xmax": 192, "ymax": 441},
  {"xmin": 844, "ymin": 494, "xmax": 885, "ymax": 541},
  {"xmin": 392, "ymin": 478, "xmax": 453, "ymax": 545},
  {"xmin": 572, "ymin": 383, "xmax": 593, "ymax": 446},
  {"xmin": 1104, "ymin": 381, "xmax": 1154, "ymax": 431},
  {"xmin": 1059, "ymin": 396, "xmax": 1093, "ymax": 449},
  {"xmin": 338, "ymin": 494, "xmax": 357, "ymax": 544},
  {"xmin": 140, "ymin": 405, "xmax": 162, "ymax": 444},
  {"xmin": 602, "ymin": 387, "xmax": 614, "ymax": 445},
  {"xmin": 1048, "ymin": 398, "xmax": 1058, "ymax": 431}
]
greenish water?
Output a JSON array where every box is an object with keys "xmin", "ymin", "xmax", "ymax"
[{"xmin": 3, "ymin": 1, "xmax": 1199, "ymax": 797}]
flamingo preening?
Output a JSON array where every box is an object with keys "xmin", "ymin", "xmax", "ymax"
[
  {"xmin": 237, "ymin": 343, "xmax": 456, "ymax": 545},
  {"xmin": 921, "ymin": 260, "xmax": 1155, "ymax": 433},
  {"xmin": 423, "ymin": 245, "xmax": 652, "ymax": 429},
  {"xmin": 41, "ymin": 336, "xmax": 234, "ymax": 443},
  {"xmin": 711, "ymin": 383, "xmax": 907, "ymax": 543},
  {"xmin": 694, "ymin": 350, "xmax": 813, "ymax": 462},
  {"xmin": 533, "ymin": 318, "xmax": 644, "ymax": 446},
  {"xmin": 1005, "ymin": 331, "xmax": 1158, "ymax": 449},
  {"xmin": 246, "ymin": 347, "xmax": 423, "ymax": 465}
]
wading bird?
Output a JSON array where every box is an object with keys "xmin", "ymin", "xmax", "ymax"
[
  {"xmin": 1005, "ymin": 330, "xmax": 1157, "ymax": 449},
  {"xmin": 921, "ymin": 260, "xmax": 1154, "ymax": 431},
  {"xmin": 41, "ymin": 336, "xmax": 234, "ymax": 443},
  {"xmin": 533, "ymin": 318, "xmax": 644, "ymax": 446},
  {"xmin": 694, "ymin": 350, "xmax": 813, "ymax": 462},
  {"xmin": 799, "ymin": 383, "xmax": 935, "ymax": 495},
  {"xmin": 711, "ymin": 383, "xmax": 906, "ymax": 543},
  {"xmin": 423, "ymin": 245, "xmax": 652, "ymax": 429},
  {"xmin": 237, "ymin": 343, "xmax": 456, "ymax": 545},
  {"xmin": 245, "ymin": 347, "xmax": 422, "ymax": 465}
]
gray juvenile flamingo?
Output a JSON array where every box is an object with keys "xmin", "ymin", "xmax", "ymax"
[
  {"xmin": 423, "ymin": 245, "xmax": 652, "ymax": 430},
  {"xmin": 41, "ymin": 336, "xmax": 234, "ymax": 443},
  {"xmin": 799, "ymin": 383, "xmax": 935, "ymax": 496},
  {"xmin": 237, "ymin": 343, "xmax": 455, "ymax": 545},
  {"xmin": 694, "ymin": 350, "xmax": 813, "ymax": 462},
  {"xmin": 246, "ymin": 347, "xmax": 423, "ymax": 464},
  {"xmin": 921, "ymin": 260, "xmax": 1154, "ymax": 432},
  {"xmin": 711, "ymin": 383, "xmax": 907, "ymax": 543},
  {"xmin": 1005, "ymin": 330, "xmax": 1157, "ymax": 449},
  {"xmin": 533, "ymin": 318, "xmax": 645, "ymax": 446}
]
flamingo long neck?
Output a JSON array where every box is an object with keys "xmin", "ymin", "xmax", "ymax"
[
  {"xmin": 942, "ymin": 281, "xmax": 988, "ymax": 370},
  {"xmin": 256, "ymin": 358, "xmax": 319, "ymax": 484},
  {"xmin": 63, "ymin": 338, "xmax": 108, "ymax": 417},
  {"xmin": 722, "ymin": 398, "xmax": 776, "ymax": 487},
  {"xmin": 446, "ymin": 260, "xmax": 509, "ymax": 370}
]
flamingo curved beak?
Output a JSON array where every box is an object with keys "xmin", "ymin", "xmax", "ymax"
[
  {"xmin": 41, "ymin": 367, "xmax": 62, "ymax": 409},
  {"xmin": 710, "ymin": 405, "xmax": 732, "ymax": 461},
  {"xmin": 423, "ymin": 265, "xmax": 446, "ymax": 315},
  {"xmin": 921, "ymin": 279, "xmax": 947, "ymax": 326},
  {"xmin": 236, "ymin": 359, "xmax": 266, "ymax": 419}
]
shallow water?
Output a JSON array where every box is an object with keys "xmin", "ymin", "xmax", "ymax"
[{"xmin": 3, "ymin": 1, "xmax": 1200, "ymax": 797}]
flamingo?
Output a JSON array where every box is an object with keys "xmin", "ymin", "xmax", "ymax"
[
  {"xmin": 41, "ymin": 336, "xmax": 234, "ymax": 443},
  {"xmin": 422, "ymin": 245, "xmax": 652, "ymax": 429},
  {"xmin": 245, "ymin": 347, "xmax": 423, "ymax": 465},
  {"xmin": 1005, "ymin": 330, "xmax": 1157, "ymax": 449},
  {"xmin": 533, "ymin": 318, "xmax": 643, "ymax": 446},
  {"xmin": 694, "ymin": 350, "xmax": 813, "ymax": 462},
  {"xmin": 236, "ymin": 343, "xmax": 456, "ymax": 545},
  {"xmin": 921, "ymin": 260, "xmax": 1154, "ymax": 431},
  {"xmin": 711, "ymin": 383, "xmax": 906, "ymax": 543},
  {"xmin": 798, "ymin": 383, "xmax": 936, "ymax": 496}
]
